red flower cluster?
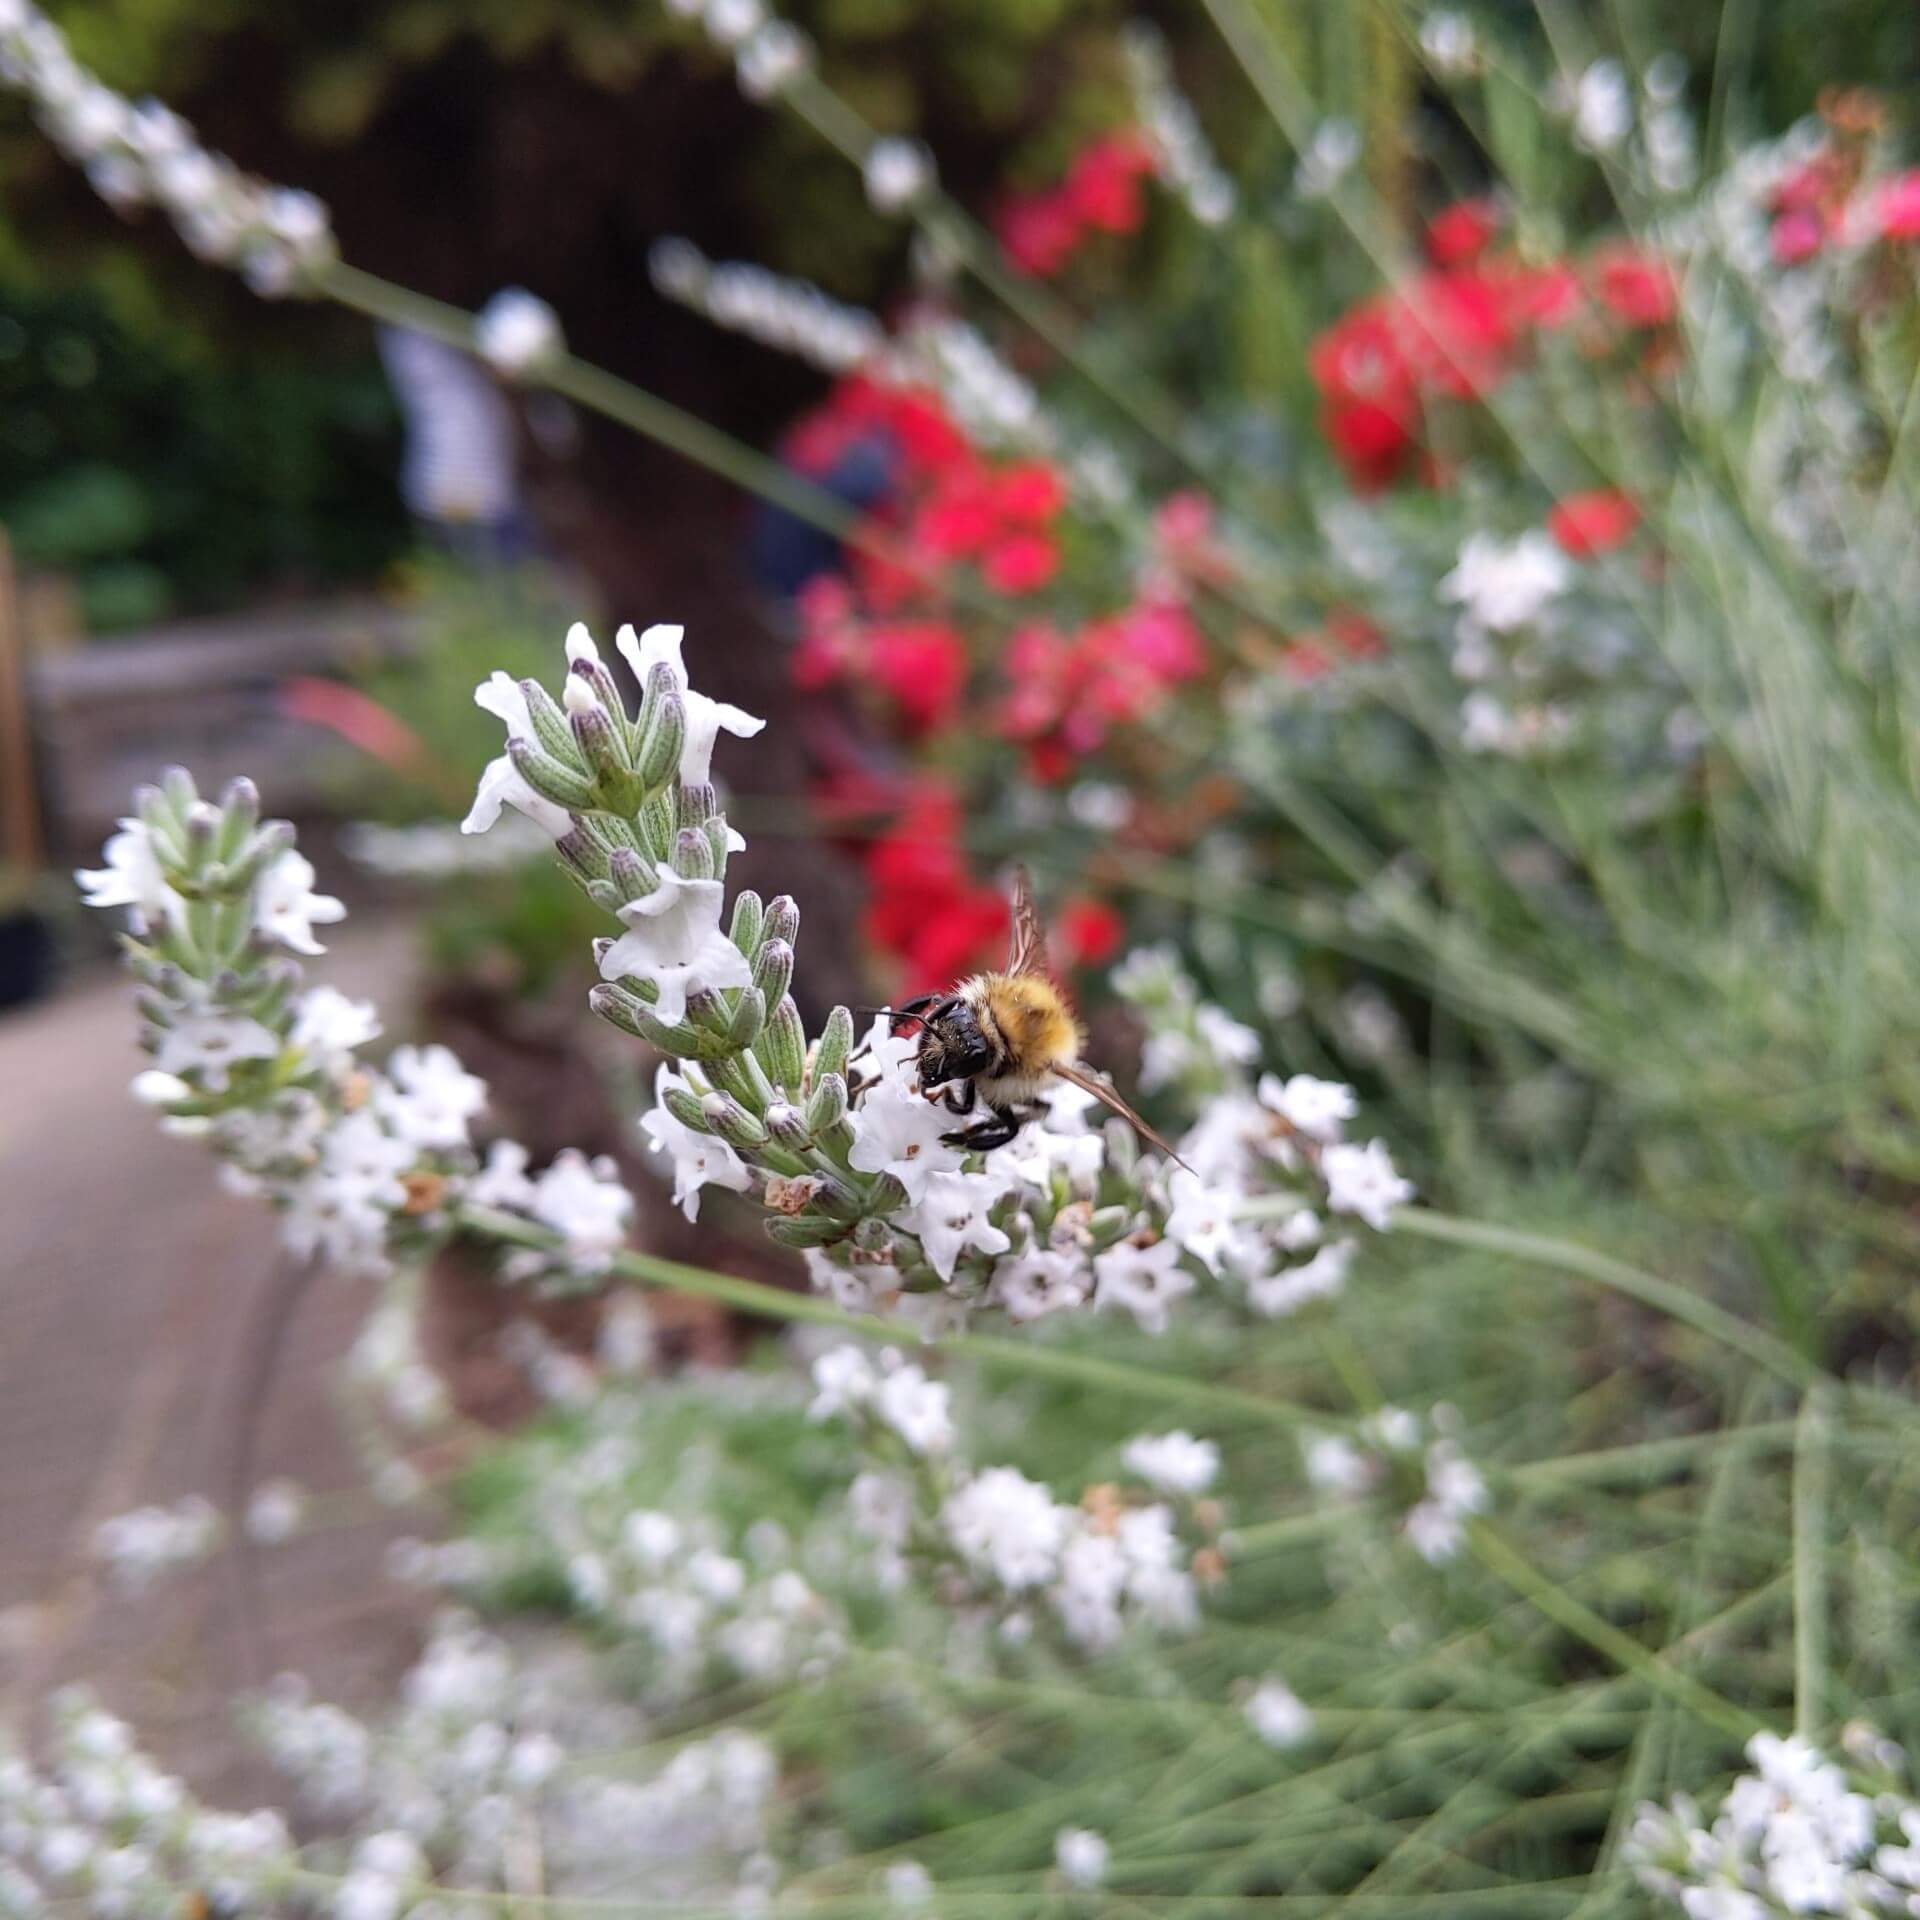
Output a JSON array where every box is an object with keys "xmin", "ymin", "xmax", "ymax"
[
  {"xmin": 997, "ymin": 132, "xmax": 1157, "ymax": 278},
  {"xmin": 997, "ymin": 599, "xmax": 1207, "ymax": 779},
  {"xmin": 863, "ymin": 786, "xmax": 1011, "ymax": 988},
  {"xmin": 854, "ymin": 783, "xmax": 1124, "ymax": 988},
  {"xmin": 1310, "ymin": 205, "xmax": 1677, "ymax": 491},
  {"xmin": 1547, "ymin": 489, "xmax": 1640, "ymax": 558}
]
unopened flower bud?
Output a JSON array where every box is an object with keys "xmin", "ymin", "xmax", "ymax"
[
  {"xmin": 764, "ymin": 1101, "xmax": 810, "ymax": 1150},
  {"xmin": 519, "ymin": 678, "xmax": 578, "ymax": 762},
  {"xmin": 764, "ymin": 1213, "xmax": 853, "ymax": 1250},
  {"xmin": 569, "ymin": 650, "xmax": 627, "ymax": 721},
  {"xmin": 762, "ymin": 894, "xmax": 800, "ymax": 948},
  {"xmin": 672, "ymin": 826, "xmax": 715, "ymax": 884},
  {"xmin": 588, "ymin": 981, "xmax": 707, "ymax": 1057},
  {"xmin": 852, "ymin": 1213, "xmax": 898, "ymax": 1252},
  {"xmin": 607, "ymin": 847, "xmax": 655, "ymax": 901},
  {"xmin": 684, "ymin": 986, "xmax": 733, "ymax": 1038},
  {"xmin": 160, "ymin": 765, "xmax": 200, "ymax": 818},
  {"xmin": 555, "ymin": 827, "xmax": 611, "ymax": 882},
  {"xmin": 757, "ymin": 994, "xmax": 807, "ymax": 1093},
  {"xmin": 702, "ymin": 1090, "xmax": 769, "ymax": 1149},
  {"xmin": 633, "ymin": 694, "xmax": 685, "ymax": 791},
  {"xmin": 184, "ymin": 802, "xmax": 221, "ymax": 860},
  {"xmin": 570, "ymin": 698, "xmax": 629, "ymax": 788},
  {"xmin": 508, "ymin": 734, "xmax": 596, "ymax": 811},
  {"xmin": 729, "ymin": 889, "xmax": 765, "ymax": 958},
  {"xmin": 1088, "ymin": 1206, "xmax": 1134, "ymax": 1249},
  {"xmin": 215, "ymin": 777, "xmax": 259, "ymax": 858},
  {"xmin": 752, "ymin": 938, "xmax": 793, "ymax": 1009},
  {"xmin": 810, "ymin": 1007, "xmax": 857, "ymax": 1088},
  {"xmin": 804, "ymin": 1071, "xmax": 848, "ymax": 1134},
  {"xmin": 726, "ymin": 986, "xmax": 767, "ymax": 1051},
  {"xmin": 677, "ymin": 782, "xmax": 719, "ymax": 831},
  {"xmin": 664, "ymin": 1083, "xmax": 715, "ymax": 1132}
]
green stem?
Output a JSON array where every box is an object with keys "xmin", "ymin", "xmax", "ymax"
[
  {"xmin": 458, "ymin": 1205, "xmax": 1342, "ymax": 1433},
  {"xmin": 1467, "ymin": 1518, "xmax": 1764, "ymax": 1743},
  {"xmin": 1391, "ymin": 1208, "xmax": 1820, "ymax": 1389},
  {"xmin": 1791, "ymin": 1383, "xmax": 1832, "ymax": 1741},
  {"xmin": 314, "ymin": 261, "xmax": 989, "ymax": 612}
]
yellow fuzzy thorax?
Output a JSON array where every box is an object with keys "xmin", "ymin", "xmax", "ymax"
[{"xmin": 963, "ymin": 972, "xmax": 1083, "ymax": 1074}]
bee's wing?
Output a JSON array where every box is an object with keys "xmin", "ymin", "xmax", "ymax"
[
  {"xmin": 1051, "ymin": 1060, "xmax": 1193, "ymax": 1173},
  {"xmin": 1005, "ymin": 863, "xmax": 1056, "ymax": 980}
]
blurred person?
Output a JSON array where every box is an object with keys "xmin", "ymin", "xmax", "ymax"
[{"xmin": 377, "ymin": 325, "xmax": 538, "ymax": 563}]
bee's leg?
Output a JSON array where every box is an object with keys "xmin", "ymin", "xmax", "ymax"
[
  {"xmin": 944, "ymin": 1101, "xmax": 1035, "ymax": 1153},
  {"xmin": 939, "ymin": 1082, "xmax": 977, "ymax": 1118}
]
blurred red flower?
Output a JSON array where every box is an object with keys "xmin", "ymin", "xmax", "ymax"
[
  {"xmin": 1548, "ymin": 489, "xmax": 1641, "ymax": 557},
  {"xmin": 1059, "ymin": 897, "xmax": 1125, "ymax": 968},
  {"xmin": 1426, "ymin": 198, "xmax": 1500, "ymax": 268},
  {"xmin": 1591, "ymin": 245, "xmax": 1678, "ymax": 328},
  {"xmin": 868, "ymin": 622, "xmax": 970, "ymax": 734},
  {"xmin": 983, "ymin": 530, "xmax": 1061, "ymax": 595}
]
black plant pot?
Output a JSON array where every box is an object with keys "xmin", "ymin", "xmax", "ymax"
[{"xmin": 0, "ymin": 908, "xmax": 54, "ymax": 1011}]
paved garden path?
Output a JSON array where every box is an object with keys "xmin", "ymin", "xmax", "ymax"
[{"xmin": 0, "ymin": 921, "xmax": 433, "ymax": 1803}]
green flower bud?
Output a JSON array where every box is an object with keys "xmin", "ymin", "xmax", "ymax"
[
  {"xmin": 521, "ymin": 678, "xmax": 578, "ymax": 763},
  {"xmin": 160, "ymin": 765, "xmax": 200, "ymax": 819},
  {"xmin": 726, "ymin": 986, "xmax": 768, "ymax": 1052},
  {"xmin": 703, "ymin": 816, "xmax": 733, "ymax": 874},
  {"xmin": 663, "ymin": 1083, "xmax": 714, "ymax": 1132},
  {"xmin": 672, "ymin": 827, "xmax": 715, "ymax": 884},
  {"xmin": 752, "ymin": 938, "xmax": 794, "ymax": 1009},
  {"xmin": 764, "ymin": 1101, "xmax": 811, "ymax": 1150},
  {"xmin": 762, "ymin": 894, "xmax": 800, "ymax": 948},
  {"xmin": 556, "ymin": 827, "xmax": 612, "ymax": 883},
  {"xmin": 220, "ymin": 819, "xmax": 295, "ymax": 894},
  {"xmin": 677, "ymin": 783, "xmax": 718, "ymax": 831},
  {"xmin": 764, "ymin": 1214, "xmax": 854, "ymax": 1250},
  {"xmin": 636, "ymin": 789, "xmax": 677, "ymax": 863},
  {"xmin": 805, "ymin": 1071, "xmax": 848, "ymax": 1134},
  {"xmin": 852, "ymin": 1213, "xmax": 899, "ymax": 1252},
  {"xmin": 729, "ymin": 890, "xmax": 765, "ymax": 959},
  {"xmin": 685, "ymin": 987, "xmax": 734, "ymax": 1038},
  {"xmin": 633, "ymin": 694, "xmax": 685, "ymax": 792},
  {"xmin": 568, "ymin": 655, "xmax": 627, "ymax": 725},
  {"xmin": 811, "ymin": 1171, "xmax": 868, "ymax": 1220},
  {"xmin": 184, "ymin": 802, "xmax": 221, "ymax": 862},
  {"xmin": 215, "ymin": 778, "xmax": 259, "ymax": 860},
  {"xmin": 701, "ymin": 1089, "xmax": 769, "ymax": 1150},
  {"xmin": 756, "ymin": 994, "xmax": 807, "ymax": 1094},
  {"xmin": 508, "ymin": 735, "xmax": 596, "ymax": 811},
  {"xmin": 569, "ymin": 697, "xmax": 629, "ymax": 788},
  {"xmin": 712, "ymin": 1046, "xmax": 775, "ymax": 1113},
  {"xmin": 812, "ymin": 1005, "xmax": 855, "ymax": 1084},
  {"xmin": 608, "ymin": 847, "xmax": 655, "ymax": 901},
  {"xmin": 587, "ymin": 982, "xmax": 711, "ymax": 1058},
  {"xmin": 1088, "ymin": 1206, "xmax": 1135, "ymax": 1250}
]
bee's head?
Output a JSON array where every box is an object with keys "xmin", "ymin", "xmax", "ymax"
[{"xmin": 910, "ymin": 1000, "xmax": 992, "ymax": 1088}]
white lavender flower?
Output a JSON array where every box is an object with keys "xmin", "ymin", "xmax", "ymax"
[{"xmin": 474, "ymin": 286, "xmax": 564, "ymax": 378}]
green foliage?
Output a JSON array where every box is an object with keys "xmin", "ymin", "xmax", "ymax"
[{"xmin": 0, "ymin": 280, "xmax": 405, "ymax": 626}]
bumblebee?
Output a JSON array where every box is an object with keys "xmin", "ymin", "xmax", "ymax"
[{"xmin": 889, "ymin": 867, "xmax": 1187, "ymax": 1165}]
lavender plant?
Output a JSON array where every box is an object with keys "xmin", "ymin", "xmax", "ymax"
[{"xmin": 20, "ymin": 0, "xmax": 1920, "ymax": 1912}]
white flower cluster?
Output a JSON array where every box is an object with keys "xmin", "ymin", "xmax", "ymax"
[
  {"xmin": 0, "ymin": 1690, "xmax": 295, "ymax": 1916},
  {"xmin": 1303, "ymin": 1405, "xmax": 1489, "ymax": 1565},
  {"xmin": 1115, "ymin": 946, "xmax": 1413, "ymax": 1318},
  {"xmin": 341, "ymin": 813, "xmax": 551, "ymax": 879},
  {"xmin": 90, "ymin": 1496, "xmax": 221, "ymax": 1595},
  {"xmin": 0, "ymin": 0, "xmax": 334, "ymax": 294},
  {"xmin": 1627, "ymin": 1728, "xmax": 1920, "ymax": 1917},
  {"xmin": 894, "ymin": 312, "xmax": 1052, "ymax": 453},
  {"xmin": 650, "ymin": 237, "xmax": 886, "ymax": 374},
  {"xmin": 865, "ymin": 136, "xmax": 937, "ymax": 215},
  {"xmin": 816, "ymin": 1355, "xmax": 1222, "ymax": 1656},
  {"xmin": 83, "ymin": 768, "xmax": 630, "ymax": 1288},
  {"xmin": 1123, "ymin": 24, "xmax": 1236, "ymax": 228},
  {"xmin": 668, "ymin": 0, "xmax": 815, "ymax": 103},
  {"xmin": 562, "ymin": 1504, "xmax": 844, "ymax": 1701}
]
